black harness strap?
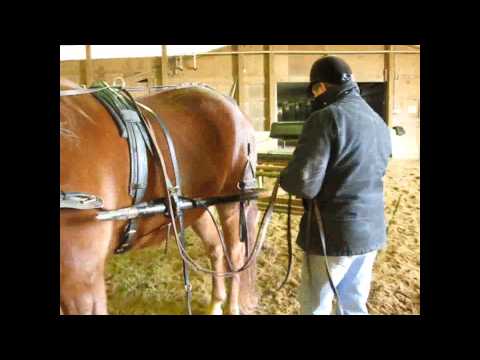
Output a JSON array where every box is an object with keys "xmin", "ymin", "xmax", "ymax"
[
  {"xmin": 311, "ymin": 200, "xmax": 344, "ymax": 315},
  {"xmin": 305, "ymin": 201, "xmax": 314, "ymax": 299},
  {"xmin": 116, "ymin": 111, "xmax": 150, "ymax": 253},
  {"xmin": 277, "ymin": 194, "xmax": 293, "ymax": 290},
  {"xmin": 129, "ymin": 99, "xmax": 193, "ymax": 315},
  {"xmin": 134, "ymin": 102, "xmax": 182, "ymax": 188},
  {"xmin": 177, "ymin": 212, "xmax": 192, "ymax": 314},
  {"xmin": 91, "ymin": 93, "xmax": 128, "ymax": 138},
  {"xmin": 239, "ymin": 200, "xmax": 249, "ymax": 257},
  {"xmin": 238, "ymin": 143, "xmax": 257, "ymax": 258},
  {"xmin": 89, "ymin": 85, "xmax": 152, "ymax": 254}
]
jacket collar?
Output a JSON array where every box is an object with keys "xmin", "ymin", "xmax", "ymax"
[{"xmin": 311, "ymin": 80, "xmax": 360, "ymax": 112}]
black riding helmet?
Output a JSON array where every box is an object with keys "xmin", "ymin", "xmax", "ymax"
[{"xmin": 307, "ymin": 56, "xmax": 353, "ymax": 96}]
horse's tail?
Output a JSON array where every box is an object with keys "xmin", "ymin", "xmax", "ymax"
[{"xmin": 239, "ymin": 200, "xmax": 259, "ymax": 315}]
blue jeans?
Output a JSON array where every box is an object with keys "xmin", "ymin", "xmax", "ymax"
[{"xmin": 298, "ymin": 250, "xmax": 378, "ymax": 315}]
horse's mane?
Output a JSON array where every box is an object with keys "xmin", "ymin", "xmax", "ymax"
[{"xmin": 60, "ymin": 79, "xmax": 93, "ymax": 140}]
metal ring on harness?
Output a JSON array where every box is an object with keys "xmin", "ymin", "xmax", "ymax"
[{"xmin": 60, "ymin": 191, "xmax": 104, "ymax": 210}]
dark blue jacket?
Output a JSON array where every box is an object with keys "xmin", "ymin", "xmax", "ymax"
[{"xmin": 279, "ymin": 81, "xmax": 392, "ymax": 256}]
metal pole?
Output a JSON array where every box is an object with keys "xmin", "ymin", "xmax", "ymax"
[
  {"xmin": 265, "ymin": 45, "xmax": 276, "ymax": 131},
  {"xmin": 160, "ymin": 45, "xmax": 168, "ymax": 86},
  {"xmin": 385, "ymin": 45, "xmax": 396, "ymax": 126},
  {"xmin": 195, "ymin": 50, "xmax": 420, "ymax": 56},
  {"xmin": 235, "ymin": 45, "xmax": 246, "ymax": 111},
  {"xmin": 85, "ymin": 45, "xmax": 93, "ymax": 86}
]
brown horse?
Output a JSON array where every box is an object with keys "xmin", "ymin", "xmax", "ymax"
[{"xmin": 60, "ymin": 79, "xmax": 259, "ymax": 315}]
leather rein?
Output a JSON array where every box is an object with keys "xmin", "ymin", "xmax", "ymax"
[{"xmin": 60, "ymin": 86, "xmax": 114, "ymax": 97}]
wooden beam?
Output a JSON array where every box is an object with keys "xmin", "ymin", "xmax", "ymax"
[
  {"xmin": 235, "ymin": 45, "xmax": 246, "ymax": 112},
  {"xmin": 264, "ymin": 45, "xmax": 276, "ymax": 131},
  {"xmin": 159, "ymin": 45, "xmax": 169, "ymax": 86},
  {"xmin": 385, "ymin": 45, "xmax": 396, "ymax": 127},
  {"xmin": 85, "ymin": 45, "xmax": 93, "ymax": 86}
]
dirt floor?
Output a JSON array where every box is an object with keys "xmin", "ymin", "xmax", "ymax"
[{"xmin": 105, "ymin": 159, "xmax": 420, "ymax": 315}]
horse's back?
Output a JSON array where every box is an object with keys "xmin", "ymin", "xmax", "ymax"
[{"xmin": 138, "ymin": 85, "xmax": 256, "ymax": 197}]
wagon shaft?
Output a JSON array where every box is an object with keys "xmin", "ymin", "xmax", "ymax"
[{"xmin": 96, "ymin": 190, "xmax": 263, "ymax": 222}]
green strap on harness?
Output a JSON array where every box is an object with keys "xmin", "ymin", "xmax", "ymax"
[{"xmin": 89, "ymin": 81, "xmax": 134, "ymax": 112}]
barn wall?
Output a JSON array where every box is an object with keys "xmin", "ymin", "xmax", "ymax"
[
  {"xmin": 390, "ymin": 46, "xmax": 420, "ymax": 159},
  {"xmin": 60, "ymin": 45, "xmax": 420, "ymax": 159}
]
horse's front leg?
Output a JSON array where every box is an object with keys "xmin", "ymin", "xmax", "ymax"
[
  {"xmin": 191, "ymin": 210, "xmax": 227, "ymax": 315},
  {"xmin": 60, "ymin": 265, "xmax": 108, "ymax": 315},
  {"xmin": 60, "ymin": 218, "xmax": 112, "ymax": 315}
]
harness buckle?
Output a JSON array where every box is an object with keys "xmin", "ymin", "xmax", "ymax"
[
  {"xmin": 80, "ymin": 196, "xmax": 97, "ymax": 204},
  {"xmin": 168, "ymin": 185, "xmax": 180, "ymax": 195},
  {"xmin": 126, "ymin": 228, "xmax": 137, "ymax": 236},
  {"xmin": 132, "ymin": 183, "xmax": 147, "ymax": 190},
  {"xmin": 237, "ymin": 178, "xmax": 258, "ymax": 191}
]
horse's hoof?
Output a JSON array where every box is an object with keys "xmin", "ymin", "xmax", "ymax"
[
  {"xmin": 207, "ymin": 302, "xmax": 223, "ymax": 315},
  {"xmin": 226, "ymin": 306, "xmax": 240, "ymax": 315}
]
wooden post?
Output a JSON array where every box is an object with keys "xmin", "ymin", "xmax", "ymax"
[
  {"xmin": 385, "ymin": 45, "xmax": 395, "ymax": 126},
  {"xmin": 264, "ymin": 45, "xmax": 276, "ymax": 131},
  {"xmin": 235, "ymin": 45, "xmax": 246, "ymax": 112},
  {"xmin": 85, "ymin": 45, "xmax": 93, "ymax": 86},
  {"xmin": 159, "ymin": 45, "xmax": 169, "ymax": 86}
]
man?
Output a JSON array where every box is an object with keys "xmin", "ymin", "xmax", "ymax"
[{"xmin": 279, "ymin": 56, "xmax": 392, "ymax": 315}]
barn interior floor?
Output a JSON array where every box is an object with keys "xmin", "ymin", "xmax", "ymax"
[{"xmin": 105, "ymin": 159, "xmax": 420, "ymax": 315}]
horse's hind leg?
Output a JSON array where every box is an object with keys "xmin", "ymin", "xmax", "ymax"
[
  {"xmin": 191, "ymin": 210, "xmax": 227, "ymax": 315},
  {"xmin": 215, "ymin": 202, "xmax": 245, "ymax": 315}
]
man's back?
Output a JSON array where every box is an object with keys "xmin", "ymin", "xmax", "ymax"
[
  {"xmin": 318, "ymin": 88, "xmax": 391, "ymax": 222},
  {"xmin": 280, "ymin": 81, "xmax": 392, "ymax": 256}
]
